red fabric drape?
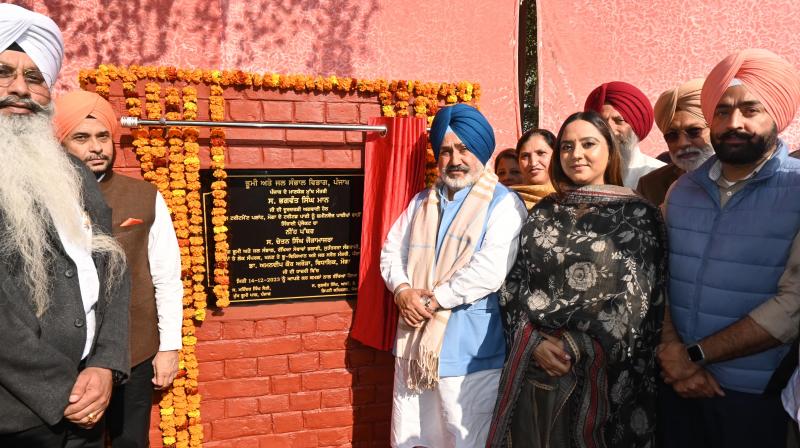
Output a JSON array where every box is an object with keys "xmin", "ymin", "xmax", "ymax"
[{"xmin": 351, "ymin": 117, "xmax": 428, "ymax": 351}]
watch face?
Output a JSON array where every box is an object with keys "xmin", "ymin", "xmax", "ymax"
[{"xmin": 687, "ymin": 344, "xmax": 704, "ymax": 362}]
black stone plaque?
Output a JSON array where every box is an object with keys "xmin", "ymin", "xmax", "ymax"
[{"xmin": 202, "ymin": 169, "xmax": 363, "ymax": 304}]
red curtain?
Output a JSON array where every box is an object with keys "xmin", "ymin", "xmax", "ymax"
[{"xmin": 351, "ymin": 117, "xmax": 428, "ymax": 351}]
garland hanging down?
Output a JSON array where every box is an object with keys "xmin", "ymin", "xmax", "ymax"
[{"xmin": 81, "ymin": 64, "xmax": 479, "ymax": 447}]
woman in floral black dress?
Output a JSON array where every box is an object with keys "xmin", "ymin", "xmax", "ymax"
[{"xmin": 487, "ymin": 111, "xmax": 666, "ymax": 448}]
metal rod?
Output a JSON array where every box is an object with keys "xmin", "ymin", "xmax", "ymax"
[{"xmin": 120, "ymin": 117, "xmax": 387, "ymax": 135}]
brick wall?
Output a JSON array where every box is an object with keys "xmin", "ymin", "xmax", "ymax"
[{"xmin": 105, "ymin": 83, "xmax": 394, "ymax": 447}]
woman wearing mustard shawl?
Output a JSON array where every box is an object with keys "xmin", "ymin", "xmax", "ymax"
[{"xmin": 510, "ymin": 129, "xmax": 557, "ymax": 209}]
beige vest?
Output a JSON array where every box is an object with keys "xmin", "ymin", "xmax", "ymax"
[{"xmin": 99, "ymin": 171, "xmax": 160, "ymax": 366}]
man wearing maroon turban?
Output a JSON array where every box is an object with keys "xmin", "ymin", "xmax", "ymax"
[
  {"xmin": 658, "ymin": 49, "xmax": 800, "ymax": 448},
  {"xmin": 584, "ymin": 81, "xmax": 665, "ymax": 188}
]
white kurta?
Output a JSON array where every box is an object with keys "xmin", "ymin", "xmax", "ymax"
[{"xmin": 623, "ymin": 146, "xmax": 666, "ymax": 189}]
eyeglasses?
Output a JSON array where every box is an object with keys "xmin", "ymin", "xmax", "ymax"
[
  {"xmin": 663, "ymin": 126, "xmax": 708, "ymax": 143},
  {"xmin": 0, "ymin": 63, "xmax": 49, "ymax": 94}
]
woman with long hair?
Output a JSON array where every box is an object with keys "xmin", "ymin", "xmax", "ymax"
[{"xmin": 487, "ymin": 111, "xmax": 666, "ymax": 447}]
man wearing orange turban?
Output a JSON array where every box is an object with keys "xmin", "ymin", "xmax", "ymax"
[
  {"xmin": 54, "ymin": 90, "xmax": 183, "ymax": 448},
  {"xmin": 636, "ymin": 78, "xmax": 714, "ymax": 205},
  {"xmin": 584, "ymin": 81, "xmax": 665, "ymax": 188},
  {"xmin": 658, "ymin": 49, "xmax": 800, "ymax": 448}
]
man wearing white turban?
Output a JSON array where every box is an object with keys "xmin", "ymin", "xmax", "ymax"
[{"xmin": 0, "ymin": 4, "xmax": 130, "ymax": 448}]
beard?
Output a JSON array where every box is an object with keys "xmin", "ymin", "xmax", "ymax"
[
  {"xmin": 670, "ymin": 144, "xmax": 715, "ymax": 172},
  {"xmin": 712, "ymin": 124, "xmax": 778, "ymax": 165},
  {"xmin": 617, "ymin": 130, "xmax": 639, "ymax": 167},
  {"xmin": 440, "ymin": 164, "xmax": 484, "ymax": 191},
  {"xmin": 0, "ymin": 102, "xmax": 125, "ymax": 317}
]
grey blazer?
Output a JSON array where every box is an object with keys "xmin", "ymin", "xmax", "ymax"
[{"xmin": 0, "ymin": 156, "xmax": 131, "ymax": 433}]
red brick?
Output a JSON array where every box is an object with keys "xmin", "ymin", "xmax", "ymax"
[
  {"xmin": 318, "ymin": 350, "xmax": 346, "ymax": 369},
  {"xmin": 358, "ymin": 366, "xmax": 394, "ymax": 384},
  {"xmin": 302, "ymin": 370, "xmax": 354, "ymax": 391},
  {"xmin": 255, "ymin": 319, "xmax": 285, "ymax": 337},
  {"xmin": 226, "ymin": 397, "xmax": 260, "ymax": 417},
  {"xmin": 289, "ymin": 352, "xmax": 319, "ymax": 373},
  {"xmin": 198, "ymin": 361, "xmax": 225, "ymax": 381},
  {"xmin": 228, "ymin": 99, "xmax": 263, "ymax": 122},
  {"xmin": 263, "ymin": 147, "xmax": 293, "ymax": 168},
  {"xmin": 196, "ymin": 98, "xmax": 210, "ymax": 121},
  {"xmin": 322, "ymin": 149, "xmax": 357, "ymax": 167},
  {"xmin": 196, "ymin": 321, "xmax": 222, "ymax": 341},
  {"xmin": 245, "ymin": 89, "xmax": 314, "ymax": 102},
  {"xmin": 222, "ymin": 86, "xmax": 248, "ymax": 100},
  {"xmin": 286, "ymin": 315, "xmax": 316, "ymax": 333},
  {"xmin": 302, "ymin": 331, "xmax": 350, "ymax": 351},
  {"xmin": 288, "ymin": 432, "xmax": 319, "ymax": 448},
  {"xmin": 351, "ymin": 385, "xmax": 376, "ymax": 405},
  {"xmin": 226, "ymin": 127, "xmax": 285, "ymax": 144},
  {"xmin": 359, "ymin": 103, "xmax": 381, "ymax": 123},
  {"xmin": 200, "ymin": 378, "xmax": 270, "ymax": 400},
  {"xmin": 207, "ymin": 436, "xmax": 262, "ymax": 448},
  {"xmin": 211, "ymin": 414, "xmax": 273, "ymax": 440},
  {"xmin": 289, "ymin": 391, "xmax": 321, "ymax": 411},
  {"xmin": 196, "ymin": 336, "xmax": 302, "ymax": 361},
  {"xmin": 258, "ymin": 394, "xmax": 290, "ymax": 414},
  {"xmin": 223, "ymin": 321, "xmax": 255, "ymax": 339},
  {"xmin": 262, "ymin": 101, "xmax": 293, "ymax": 122},
  {"xmin": 321, "ymin": 388, "xmax": 351, "ymax": 408},
  {"xmin": 273, "ymin": 411, "xmax": 303, "ymax": 433},
  {"xmin": 303, "ymin": 408, "xmax": 354, "ymax": 429},
  {"xmin": 286, "ymin": 129, "xmax": 345, "ymax": 145},
  {"xmin": 326, "ymin": 103, "xmax": 358, "ymax": 124},
  {"xmin": 227, "ymin": 147, "xmax": 265, "ymax": 168},
  {"xmin": 258, "ymin": 356, "xmax": 289, "ymax": 376},
  {"xmin": 271, "ymin": 374, "xmax": 302, "ymax": 394},
  {"xmin": 225, "ymin": 357, "xmax": 258, "ymax": 378},
  {"xmin": 201, "ymin": 399, "xmax": 226, "ymax": 421},
  {"xmin": 345, "ymin": 131, "xmax": 364, "ymax": 144},
  {"xmin": 317, "ymin": 427, "xmax": 353, "ymax": 446},
  {"xmin": 294, "ymin": 102, "xmax": 325, "ymax": 123},
  {"xmin": 292, "ymin": 148, "xmax": 324, "ymax": 167}
]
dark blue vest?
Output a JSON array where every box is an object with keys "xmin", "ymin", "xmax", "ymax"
[{"xmin": 666, "ymin": 141, "xmax": 800, "ymax": 393}]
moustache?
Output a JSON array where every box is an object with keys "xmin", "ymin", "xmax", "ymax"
[
  {"xmin": 0, "ymin": 95, "xmax": 48, "ymax": 113},
  {"xmin": 85, "ymin": 155, "xmax": 109, "ymax": 161},
  {"xmin": 446, "ymin": 165, "xmax": 469, "ymax": 174},
  {"xmin": 718, "ymin": 130, "xmax": 754, "ymax": 142}
]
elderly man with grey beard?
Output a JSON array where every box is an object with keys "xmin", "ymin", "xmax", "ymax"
[
  {"xmin": 637, "ymin": 78, "xmax": 715, "ymax": 205},
  {"xmin": 0, "ymin": 5, "xmax": 130, "ymax": 448},
  {"xmin": 380, "ymin": 104, "xmax": 527, "ymax": 447},
  {"xmin": 584, "ymin": 81, "xmax": 666, "ymax": 188}
]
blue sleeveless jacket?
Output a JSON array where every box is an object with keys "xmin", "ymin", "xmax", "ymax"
[
  {"xmin": 435, "ymin": 182, "xmax": 511, "ymax": 377},
  {"xmin": 666, "ymin": 141, "xmax": 800, "ymax": 393}
]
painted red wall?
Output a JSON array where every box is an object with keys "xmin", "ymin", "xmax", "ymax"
[
  {"xmin": 538, "ymin": 0, "xmax": 800, "ymax": 156},
  {"xmin": 17, "ymin": 0, "xmax": 521, "ymax": 150}
]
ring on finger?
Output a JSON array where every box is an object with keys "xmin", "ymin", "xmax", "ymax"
[{"xmin": 86, "ymin": 412, "xmax": 96, "ymax": 424}]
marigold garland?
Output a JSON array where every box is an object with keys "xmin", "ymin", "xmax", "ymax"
[{"xmin": 82, "ymin": 64, "xmax": 479, "ymax": 447}]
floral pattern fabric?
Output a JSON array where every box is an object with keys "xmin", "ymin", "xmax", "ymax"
[{"xmin": 490, "ymin": 185, "xmax": 666, "ymax": 448}]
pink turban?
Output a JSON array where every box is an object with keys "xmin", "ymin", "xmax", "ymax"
[
  {"xmin": 53, "ymin": 90, "xmax": 119, "ymax": 143},
  {"xmin": 584, "ymin": 81, "xmax": 654, "ymax": 141},
  {"xmin": 701, "ymin": 49, "xmax": 800, "ymax": 133},
  {"xmin": 653, "ymin": 78, "xmax": 705, "ymax": 134}
]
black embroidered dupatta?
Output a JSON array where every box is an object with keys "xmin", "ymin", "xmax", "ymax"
[{"xmin": 487, "ymin": 185, "xmax": 666, "ymax": 448}]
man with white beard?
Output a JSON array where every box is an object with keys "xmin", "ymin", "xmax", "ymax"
[
  {"xmin": 584, "ymin": 81, "xmax": 666, "ymax": 188},
  {"xmin": 637, "ymin": 79, "xmax": 715, "ymax": 205},
  {"xmin": 0, "ymin": 5, "xmax": 130, "ymax": 448},
  {"xmin": 381, "ymin": 104, "xmax": 527, "ymax": 447}
]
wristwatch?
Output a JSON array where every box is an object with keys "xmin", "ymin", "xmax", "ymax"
[{"xmin": 686, "ymin": 343, "xmax": 706, "ymax": 365}]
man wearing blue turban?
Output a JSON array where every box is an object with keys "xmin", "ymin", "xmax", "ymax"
[{"xmin": 380, "ymin": 104, "xmax": 527, "ymax": 447}]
